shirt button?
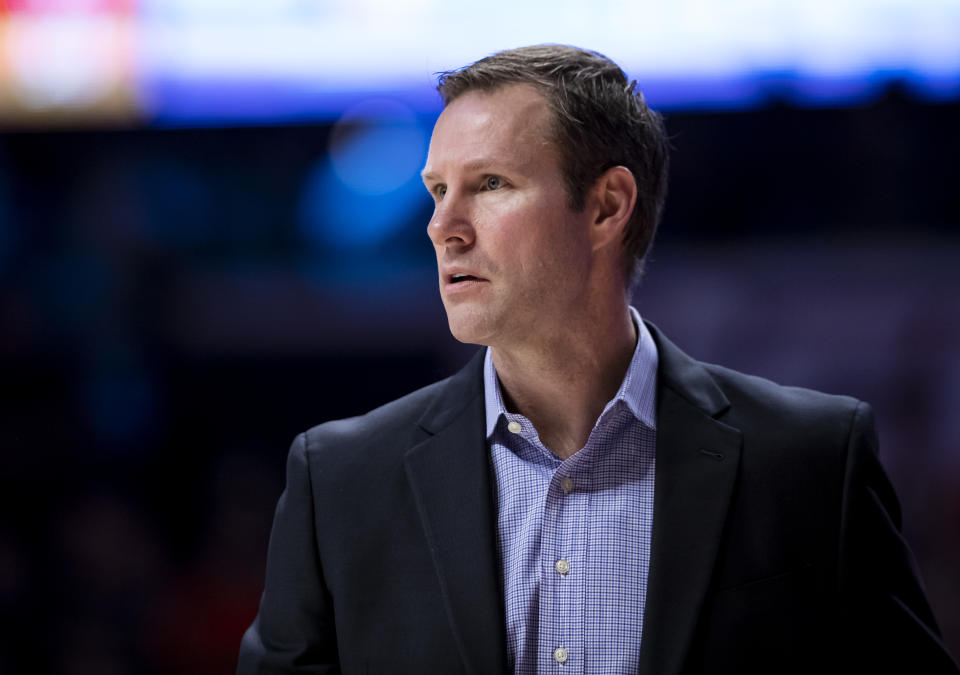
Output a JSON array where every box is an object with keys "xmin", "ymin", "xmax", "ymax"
[
  {"xmin": 507, "ymin": 421, "xmax": 522, "ymax": 434},
  {"xmin": 560, "ymin": 477, "xmax": 574, "ymax": 493},
  {"xmin": 554, "ymin": 558, "xmax": 570, "ymax": 575},
  {"xmin": 553, "ymin": 646, "xmax": 568, "ymax": 664}
]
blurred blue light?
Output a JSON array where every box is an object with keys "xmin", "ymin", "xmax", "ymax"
[
  {"xmin": 329, "ymin": 99, "xmax": 428, "ymax": 196},
  {"xmin": 298, "ymin": 99, "xmax": 430, "ymax": 250},
  {"xmin": 298, "ymin": 158, "xmax": 429, "ymax": 250},
  {"xmin": 908, "ymin": 74, "xmax": 960, "ymax": 102},
  {"xmin": 143, "ymin": 70, "xmax": 960, "ymax": 126},
  {"xmin": 143, "ymin": 78, "xmax": 437, "ymax": 126}
]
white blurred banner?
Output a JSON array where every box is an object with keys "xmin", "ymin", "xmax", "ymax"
[{"xmin": 2, "ymin": 0, "xmax": 958, "ymax": 124}]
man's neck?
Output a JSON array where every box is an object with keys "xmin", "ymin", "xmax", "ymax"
[{"xmin": 490, "ymin": 305, "xmax": 637, "ymax": 460}]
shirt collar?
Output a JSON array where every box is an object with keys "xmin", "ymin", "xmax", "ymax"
[{"xmin": 483, "ymin": 306, "xmax": 659, "ymax": 438}]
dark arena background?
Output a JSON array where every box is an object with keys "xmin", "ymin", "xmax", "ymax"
[{"xmin": 1, "ymin": 4, "xmax": 959, "ymax": 673}]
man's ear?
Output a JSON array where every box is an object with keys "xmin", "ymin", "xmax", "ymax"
[{"xmin": 589, "ymin": 165, "xmax": 637, "ymax": 252}]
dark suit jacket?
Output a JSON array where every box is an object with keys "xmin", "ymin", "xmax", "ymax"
[{"xmin": 237, "ymin": 324, "xmax": 958, "ymax": 674}]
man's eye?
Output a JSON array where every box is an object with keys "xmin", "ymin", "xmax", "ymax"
[
  {"xmin": 435, "ymin": 185, "xmax": 447, "ymax": 200},
  {"xmin": 484, "ymin": 175, "xmax": 503, "ymax": 190}
]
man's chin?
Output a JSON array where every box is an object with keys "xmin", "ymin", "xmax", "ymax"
[
  {"xmin": 447, "ymin": 324, "xmax": 490, "ymax": 346},
  {"xmin": 445, "ymin": 310, "xmax": 496, "ymax": 347}
]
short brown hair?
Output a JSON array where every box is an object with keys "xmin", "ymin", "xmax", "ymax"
[{"xmin": 437, "ymin": 44, "xmax": 669, "ymax": 280}]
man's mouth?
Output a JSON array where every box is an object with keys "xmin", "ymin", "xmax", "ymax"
[
  {"xmin": 444, "ymin": 272, "xmax": 488, "ymax": 294},
  {"xmin": 450, "ymin": 274, "xmax": 480, "ymax": 284}
]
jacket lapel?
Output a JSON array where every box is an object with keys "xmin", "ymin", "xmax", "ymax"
[
  {"xmin": 638, "ymin": 325, "xmax": 743, "ymax": 675},
  {"xmin": 403, "ymin": 350, "xmax": 508, "ymax": 675}
]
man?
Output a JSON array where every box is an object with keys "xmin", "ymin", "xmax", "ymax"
[{"xmin": 237, "ymin": 45, "xmax": 957, "ymax": 674}]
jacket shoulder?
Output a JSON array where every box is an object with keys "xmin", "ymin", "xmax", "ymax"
[
  {"xmin": 702, "ymin": 361, "xmax": 870, "ymax": 450},
  {"xmin": 706, "ymin": 361, "xmax": 861, "ymax": 413},
  {"xmin": 648, "ymin": 321, "xmax": 866, "ymax": 437},
  {"xmin": 301, "ymin": 375, "xmax": 451, "ymax": 458}
]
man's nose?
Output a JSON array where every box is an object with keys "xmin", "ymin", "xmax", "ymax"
[{"xmin": 427, "ymin": 193, "xmax": 475, "ymax": 249}]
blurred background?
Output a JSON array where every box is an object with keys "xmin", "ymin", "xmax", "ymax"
[{"xmin": 1, "ymin": 0, "xmax": 959, "ymax": 673}]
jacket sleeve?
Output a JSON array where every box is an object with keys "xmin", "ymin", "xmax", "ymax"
[
  {"xmin": 838, "ymin": 401, "xmax": 959, "ymax": 673},
  {"xmin": 237, "ymin": 433, "xmax": 341, "ymax": 674}
]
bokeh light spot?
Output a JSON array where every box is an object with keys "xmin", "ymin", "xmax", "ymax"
[
  {"xmin": 298, "ymin": 98, "xmax": 431, "ymax": 250},
  {"xmin": 328, "ymin": 98, "xmax": 427, "ymax": 196}
]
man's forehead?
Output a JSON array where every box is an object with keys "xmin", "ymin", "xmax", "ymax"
[
  {"xmin": 423, "ymin": 85, "xmax": 554, "ymax": 177},
  {"xmin": 438, "ymin": 85, "xmax": 549, "ymax": 135}
]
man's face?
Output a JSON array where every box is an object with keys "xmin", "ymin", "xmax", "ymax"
[{"xmin": 422, "ymin": 84, "xmax": 594, "ymax": 348}]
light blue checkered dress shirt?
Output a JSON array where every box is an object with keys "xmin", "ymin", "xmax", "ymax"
[{"xmin": 485, "ymin": 308, "xmax": 658, "ymax": 674}]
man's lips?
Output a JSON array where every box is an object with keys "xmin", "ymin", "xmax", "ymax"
[
  {"xmin": 442, "ymin": 268, "xmax": 488, "ymax": 284},
  {"xmin": 442, "ymin": 269, "xmax": 489, "ymax": 294}
]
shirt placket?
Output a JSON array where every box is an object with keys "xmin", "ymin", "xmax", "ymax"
[{"xmin": 539, "ymin": 456, "xmax": 589, "ymax": 673}]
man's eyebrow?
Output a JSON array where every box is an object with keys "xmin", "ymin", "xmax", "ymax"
[{"xmin": 420, "ymin": 159, "xmax": 519, "ymax": 182}]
